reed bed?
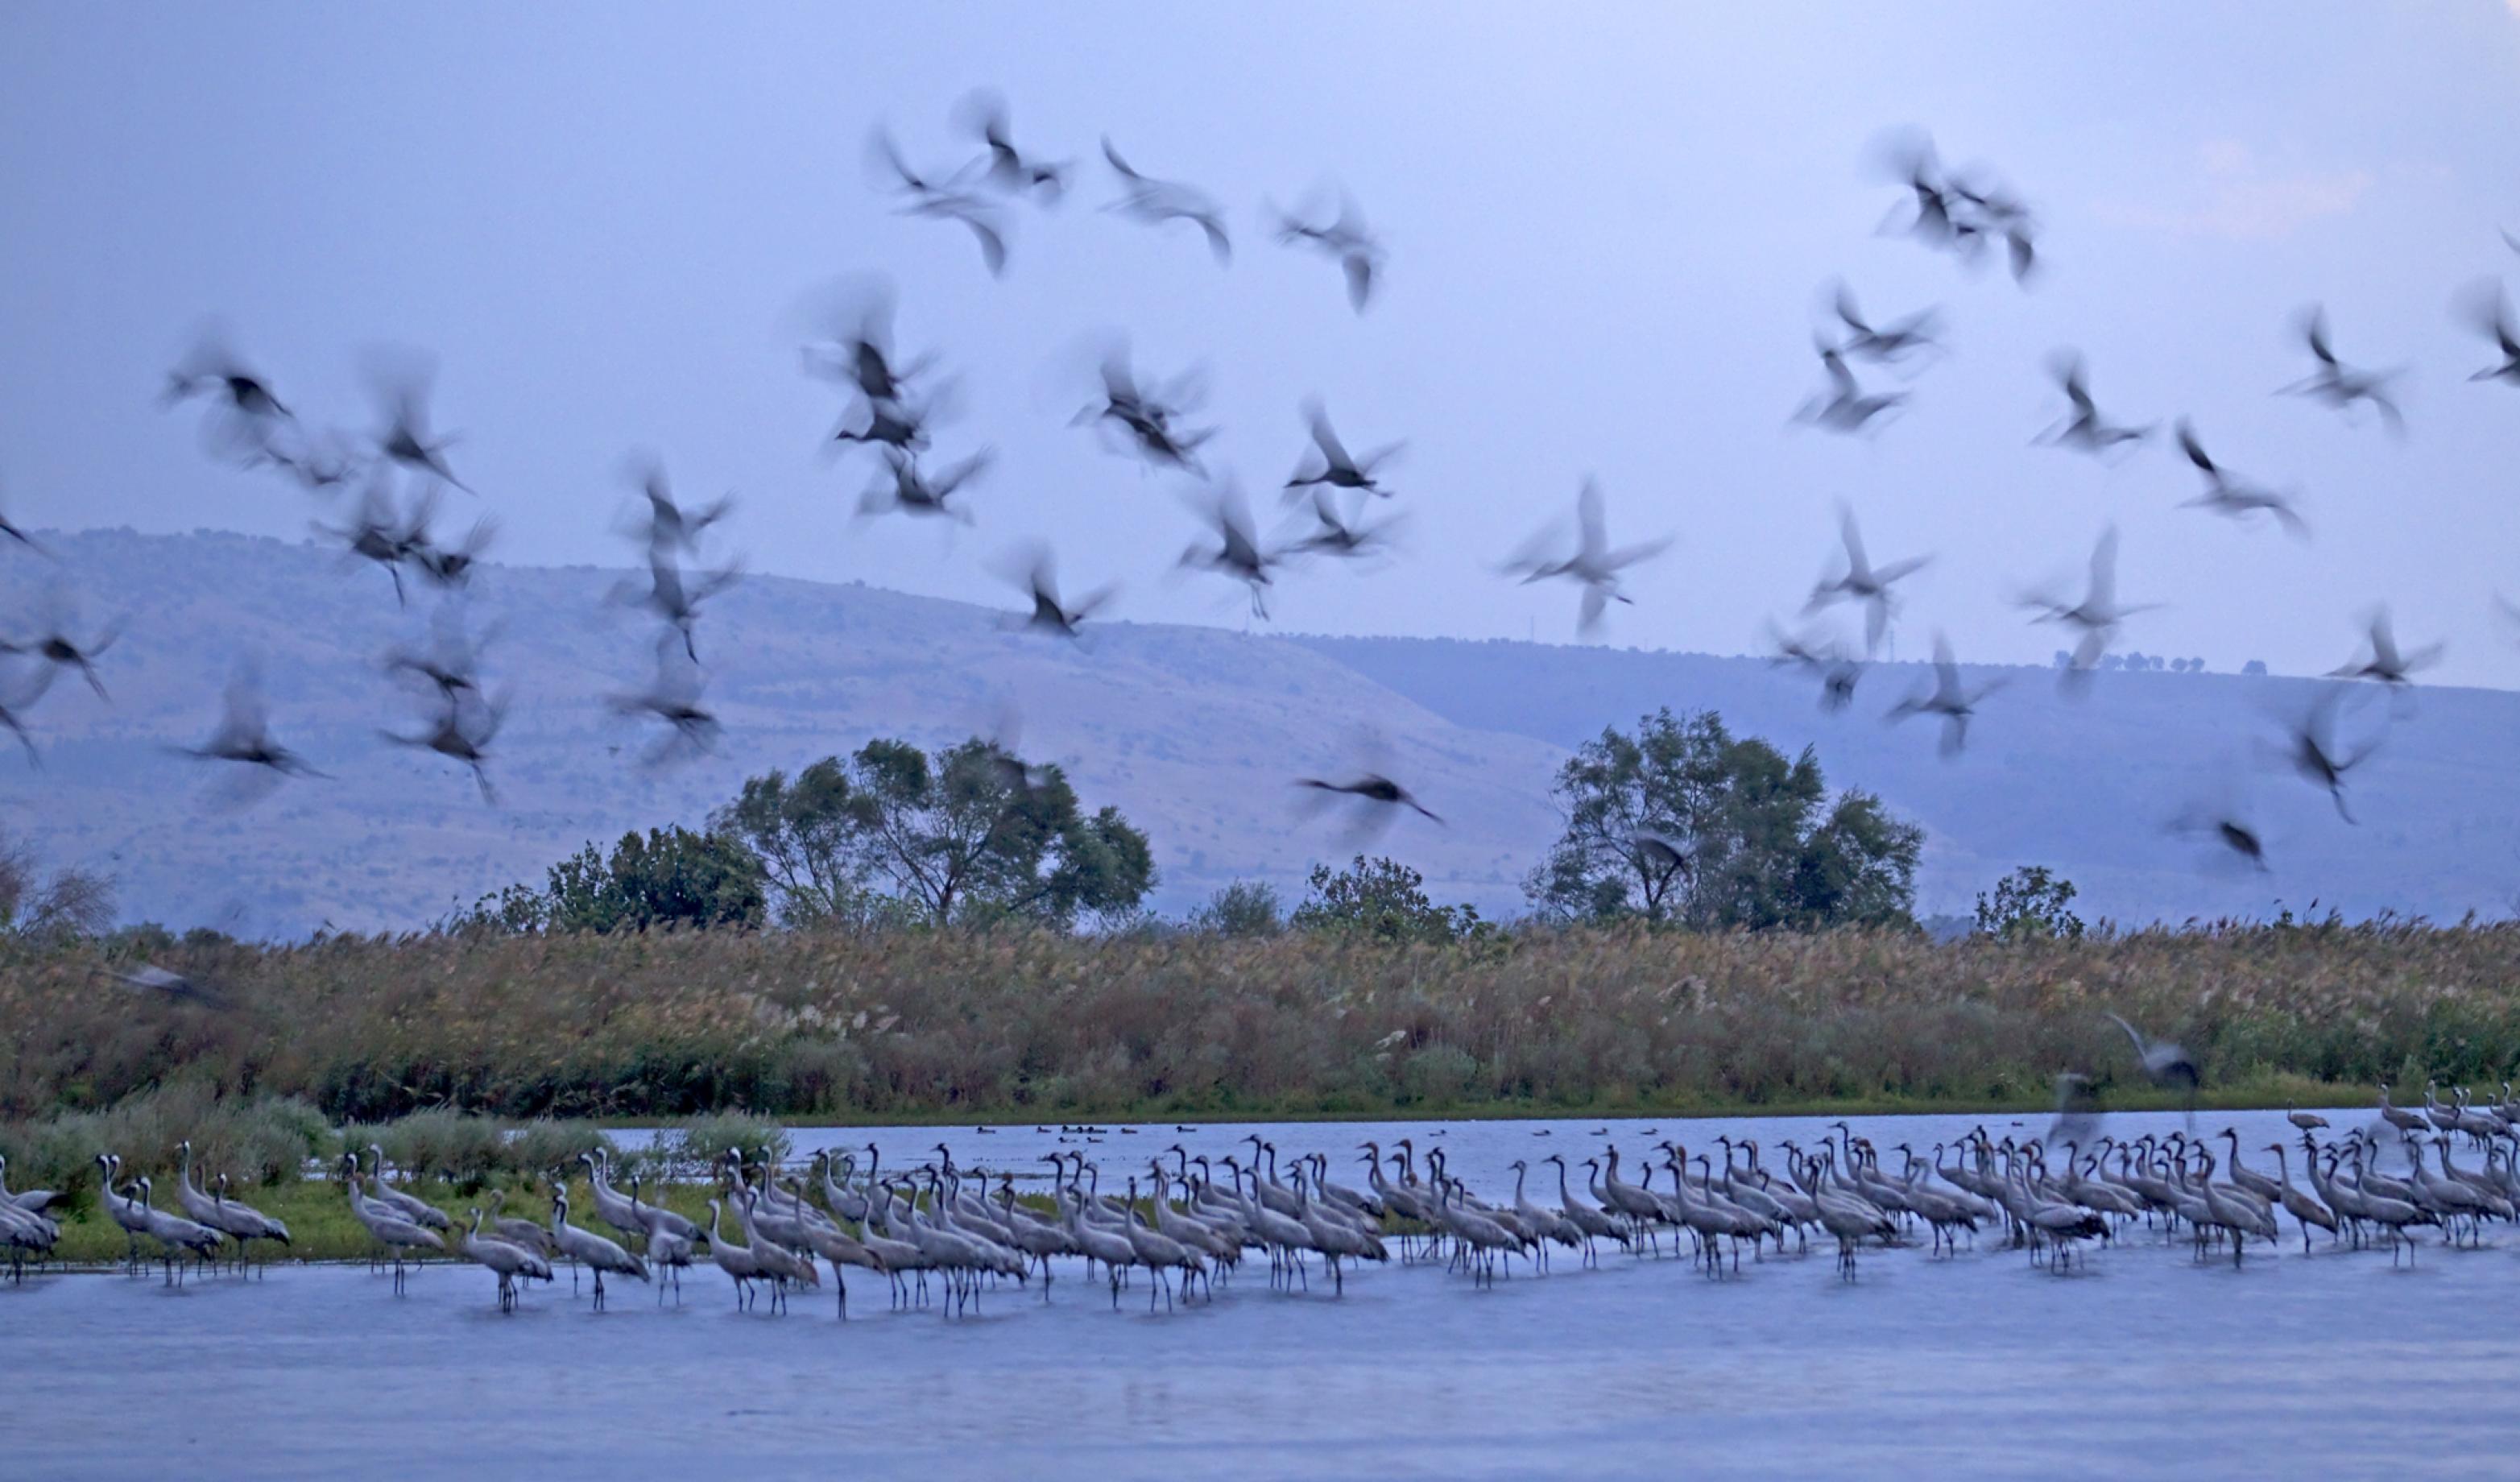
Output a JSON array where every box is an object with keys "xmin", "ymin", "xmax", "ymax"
[{"xmin": 5, "ymin": 920, "xmax": 2517, "ymax": 1126}]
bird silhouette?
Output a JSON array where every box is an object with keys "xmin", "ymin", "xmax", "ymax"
[
  {"xmin": 1285, "ymin": 488, "xmax": 1402, "ymax": 562},
  {"xmin": 1101, "ymin": 136, "xmax": 1231, "ymax": 263},
  {"xmin": 2102, "ymin": 1012, "xmax": 2200, "ymax": 1096},
  {"xmin": 2175, "ymin": 420, "xmax": 2309, "ymax": 539},
  {"xmin": 2263, "ymin": 685, "xmax": 2379, "ymax": 823},
  {"xmin": 1805, "ymin": 506, "xmax": 1928, "ymax": 653},
  {"xmin": 1794, "ymin": 343, "xmax": 1906, "ymax": 434},
  {"xmin": 610, "ymin": 551, "xmax": 741, "ymax": 661},
  {"xmin": 1077, "ymin": 342, "xmax": 1212, "ymax": 474},
  {"xmin": 384, "ymin": 688, "xmax": 506, "ymax": 804},
  {"xmin": 953, "ymin": 88, "xmax": 1067, "ymax": 202},
  {"xmin": 993, "ymin": 540, "xmax": 1115, "ymax": 642},
  {"xmin": 2452, "ymin": 279, "xmax": 2520, "ymax": 387},
  {"xmin": 858, "ymin": 449, "xmax": 991, "ymax": 526},
  {"xmin": 365, "ymin": 350, "xmax": 472, "ymax": 493},
  {"xmin": 1885, "ymin": 632, "xmax": 2004, "ymax": 757},
  {"xmin": 2278, "ymin": 304, "xmax": 2403, "ymax": 436},
  {"xmin": 176, "ymin": 660, "xmax": 326, "ymax": 801},
  {"xmin": 1766, "ymin": 621, "xmax": 1863, "ymax": 712},
  {"xmin": 1272, "ymin": 190, "xmax": 1385, "ymax": 311},
  {"xmin": 867, "ymin": 126, "xmax": 1009, "ymax": 275},
  {"xmin": 3, "ymin": 587, "xmax": 120, "ymax": 701},
  {"xmin": 0, "ymin": 663, "xmax": 49, "ymax": 765},
  {"xmin": 2328, "ymin": 606, "xmax": 2442, "ymax": 689},
  {"xmin": 1294, "ymin": 732, "xmax": 1442, "ymax": 843},
  {"xmin": 1284, "ymin": 398, "xmax": 1401, "ymax": 499},
  {"xmin": 2036, "ymin": 351, "xmax": 2151, "ymax": 456},
  {"xmin": 101, "ymin": 962, "xmax": 232, "ymax": 1010},
  {"xmin": 1500, "ymin": 478, "xmax": 1672, "ymax": 637},
  {"xmin": 609, "ymin": 635, "xmax": 721, "ymax": 768},
  {"xmin": 1827, "ymin": 281, "xmax": 1941, "ymax": 365},
  {"xmin": 625, "ymin": 454, "xmax": 735, "ymax": 561},
  {"xmin": 1177, "ymin": 478, "xmax": 1279, "ymax": 619},
  {"xmin": 2019, "ymin": 525, "xmax": 2158, "ymax": 688}
]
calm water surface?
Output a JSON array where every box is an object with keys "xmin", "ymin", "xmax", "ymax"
[{"xmin": 10, "ymin": 1110, "xmax": 2513, "ymax": 1481}]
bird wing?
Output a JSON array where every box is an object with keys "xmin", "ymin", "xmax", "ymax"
[
  {"xmin": 2175, "ymin": 420, "xmax": 2216, "ymax": 476},
  {"xmin": 1099, "ymin": 136, "xmax": 1143, "ymax": 182},
  {"xmin": 1574, "ymin": 478, "xmax": 1608, "ymax": 562},
  {"xmin": 1305, "ymin": 399, "xmax": 1355, "ymax": 469}
]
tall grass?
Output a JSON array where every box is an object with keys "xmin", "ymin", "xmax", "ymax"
[{"xmin": 5, "ymin": 919, "xmax": 2518, "ymax": 1123}]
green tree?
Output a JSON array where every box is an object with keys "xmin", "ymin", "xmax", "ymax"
[
  {"xmin": 474, "ymin": 826, "xmax": 766, "ymax": 934},
  {"xmin": 714, "ymin": 737, "xmax": 1154, "ymax": 929},
  {"xmin": 1524, "ymin": 707, "xmax": 1922, "ymax": 929},
  {"xmin": 1190, "ymin": 880, "xmax": 1284, "ymax": 938},
  {"xmin": 1291, "ymin": 855, "xmax": 1483, "ymax": 945},
  {"xmin": 1974, "ymin": 865, "xmax": 2084, "ymax": 941},
  {"xmin": 0, "ymin": 827, "xmax": 115, "ymax": 944}
]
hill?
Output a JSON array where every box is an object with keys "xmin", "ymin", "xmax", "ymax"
[{"xmin": 1, "ymin": 528, "xmax": 2513, "ymax": 934}]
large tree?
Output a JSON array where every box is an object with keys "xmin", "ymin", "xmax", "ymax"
[
  {"xmin": 471, "ymin": 826, "xmax": 768, "ymax": 934},
  {"xmin": 1524, "ymin": 707, "xmax": 1922, "ymax": 929},
  {"xmin": 714, "ymin": 737, "xmax": 1155, "ymax": 929}
]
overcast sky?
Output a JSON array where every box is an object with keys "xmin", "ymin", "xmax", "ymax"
[{"xmin": 3, "ymin": 3, "xmax": 2516, "ymax": 686}]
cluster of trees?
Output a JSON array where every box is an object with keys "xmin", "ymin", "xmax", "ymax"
[
  {"xmin": 2052, "ymin": 650, "xmax": 2211, "ymax": 673},
  {"xmin": 0, "ymin": 826, "xmax": 115, "ymax": 945},
  {"xmin": 472, "ymin": 707, "xmax": 1940, "ymax": 942},
  {"xmin": 1521, "ymin": 708, "xmax": 1923, "ymax": 931},
  {"xmin": 470, "ymin": 735, "xmax": 1156, "ymax": 935}
]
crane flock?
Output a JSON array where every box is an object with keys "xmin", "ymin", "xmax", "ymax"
[{"xmin": 20, "ymin": 1081, "xmax": 2520, "ymax": 1312}]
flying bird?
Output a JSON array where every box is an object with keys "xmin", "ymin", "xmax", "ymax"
[
  {"xmin": 1177, "ymin": 478, "xmax": 1280, "ymax": 619},
  {"xmin": 1294, "ymin": 731, "xmax": 1442, "ymax": 843},
  {"xmin": 1284, "ymin": 398, "xmax": 1401, "ymax": 499},
  {"xmin": 1286, "ymin": 488, "xmax": 1402, "ymax": 561},
  {"xmin": 0, "ymin": 664, "xmax": 50, "ymax": 765},
  {"xmin": 366, "ymin": 350, "xmax": 473, "ymax": 493},
  {"xmin": 953, "ymin": 88, "xmax": 1067, "ymax": 202},
  {"xmin": 163, "ymin": 323, "xmax": 291, "ymax": 422},
  {"xmin": 2019, "ymin": 526, "xmax": 2158, "ymax": 687},
  {"xmin": 2101, "ymin": 1012, "xmax": 2200, "ymax": 1095},
  {"xmin": 0, "ymin": 477, "xmax": 50, "ymax": 557},
  {"xmin": 1766, "ymin": 621, "xmax": 1863, "ymax": 712},
  {"xmin": 1885, "ymin": 632, "xmax": 2004, "ymax": 757},
  {"xmin": 625, "ymin": 455, "xmax": 734, "ymax": 560},
  {"xmin": 1827, "ymin": 281, "xmax": 1941, "ymax": 365},
  {"xmin": 101, "ymin": 963, "xmax": 232, "ymax": 1011},
  {"xmin": 2, "ymin": 590, "xmax": 120, "ymax": 701},
  {"xmin": 2263, "ymin": 685, "xmax": 2379, "ymax": 823},
  {"xmin": 867, "ymin": 126, "xmax": 1010, "ymax": 275},
  {"xmin": 1501, "ymin": 478, "xmax": 1672, "ymax": 637},
  {"xmin": 383, "ymin": 602, "xmax": 496, "ymax": 706},
  {"xmin": 858, "ymin": 449, "xmax": 991, "ymax": 526},
  {"xmin": 2278, "ymin": 304, "xmax": 2403, "ymax": 436},
  {"xmin": 1272, "ymin": 190, "xmax": 1386, "ymax": 311},
  {"xmin": 1101, "ymin": 136, "xmax": 1231, "ymax": 263},
  {"xmin": 609, "ymin": 635, "xmax": 721, "ymax": 768},
  {"xmin": 176, "ymin": 661, "xmax": 327, "ymax": 800},
  {"xmin": 1076, "ymin": 342, "xmax": 1212, "ymax": 474},
  {"xmin": 994, "ymin": 540, "xmax": 1115, "ymax": 642},
  {"xmin": 610, "ymin": 551, "xmax": 741, "ymax": 661},
  {"xmin": 2452, "ymin": 279, "xmax": 2520, "ymax": 387},
  {"xmin": 1794, "ymin": 344, "xmax": 1906, "ymax": 434},
  {"xmin": 313, "ymin": 472, "xmax": 428, "ymax": 606},
  {"xmin": 1805, "ymin": 507, "xmax": 1928, "ymax": 653},
  {"xmin": 2036, "ymin": 351, "xmax": 2150, "ymax": 455},
  {"xmin": 2175, "ymin": 420, "xmax": 2309, "ymax": 540},
  {"xmin": 384, "ymin": 689, "xmax": 506, "ymax": 804},
  {"xmin": 2328, "ymin": 606, "xmax": 2442, "ymax": 689}
]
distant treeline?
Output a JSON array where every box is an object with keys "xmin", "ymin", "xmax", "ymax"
[{"xmin": 6, "ymin": 917, "xmax": 2514, "ymax": 1124}]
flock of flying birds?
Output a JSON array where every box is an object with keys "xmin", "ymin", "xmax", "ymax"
[{"xmin": 1, "ymin": 106, "xmax": 2518, "ymax": 875}]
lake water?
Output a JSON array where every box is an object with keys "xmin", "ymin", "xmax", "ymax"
[{"xmin": 10, "ymin": 1108, "xmax": 2516, "ymax": 1481}]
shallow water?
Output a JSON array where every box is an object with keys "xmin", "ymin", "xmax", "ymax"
[{"xmin": 13, "ymin": 1108, "xmax": 2515, "ymax": 1481}]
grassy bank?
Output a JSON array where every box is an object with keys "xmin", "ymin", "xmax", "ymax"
[{"xmin": 5, "ymin": 920, "xmax": 2517, "ymax": 1125}]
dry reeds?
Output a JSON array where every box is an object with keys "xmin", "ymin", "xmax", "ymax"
[{"xmin": 4, "ymin": 918, "xmax": 2515, "ymax": 1124}]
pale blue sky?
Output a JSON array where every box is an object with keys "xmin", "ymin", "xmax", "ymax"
[{"xmin": 3, "ymin": 3, "xmax": 2516, "ymax": 684}]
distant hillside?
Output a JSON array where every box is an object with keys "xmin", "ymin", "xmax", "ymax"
[
  {"xmin": 2, "ymin": 529, "xmax": 2513, "ymax": 935},
  {"xmin": 1296, "ymin": 633, "xmax": 2520, "ymax": 925}
]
